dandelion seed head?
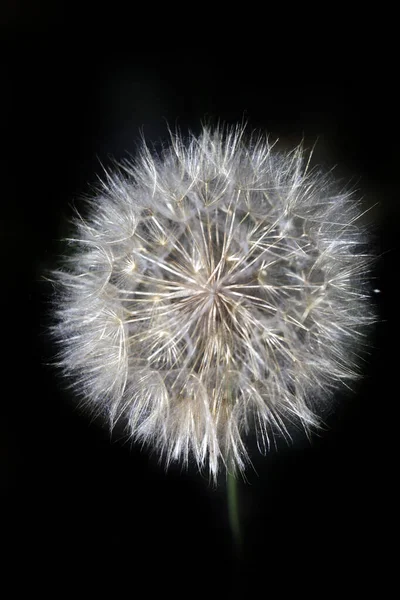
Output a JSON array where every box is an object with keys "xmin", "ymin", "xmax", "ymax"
[{"xmin": 52, "ymin": 124, "xmax": 375, "ymax": 481}]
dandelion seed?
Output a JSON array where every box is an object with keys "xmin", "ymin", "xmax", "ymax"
[{"xmin": 51, "ymin": 124, "xmax": 375, "ymax": 481}]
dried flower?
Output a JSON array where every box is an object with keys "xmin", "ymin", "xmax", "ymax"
[{"xmin": 52, "ymin": 124, "xmax": 375, "ymax": 480}]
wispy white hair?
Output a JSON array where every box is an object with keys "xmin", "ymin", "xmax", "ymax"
[{"xmin": 52, "ymin": 124, "xmax": 375, "ymax": 481}]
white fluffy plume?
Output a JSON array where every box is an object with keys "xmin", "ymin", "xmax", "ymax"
[{"xmin": 52, "ymin": 124, "xmax": 375, "ymax": 480}]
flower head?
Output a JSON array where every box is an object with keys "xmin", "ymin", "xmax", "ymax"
[{"xmin": 53, "ymin": 124, "xmax": 375, "ymax": 480}]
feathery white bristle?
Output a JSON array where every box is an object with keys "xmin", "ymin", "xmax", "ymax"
[{"xmin": 52, "ymin": 124, "xmax": 375, "ymax": 481}]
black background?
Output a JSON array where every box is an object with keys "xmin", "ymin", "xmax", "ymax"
[{"xmin": 3, "ymin": 10, "xmax": 398, "ymax": 591}]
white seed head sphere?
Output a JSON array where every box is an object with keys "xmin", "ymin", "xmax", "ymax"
[{"xmin": 53, "ymin": 125, "xmax": 374, "ymax": 480}]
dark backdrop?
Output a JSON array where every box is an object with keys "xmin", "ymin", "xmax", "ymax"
[{"xmin": 3, "ymin": 17, "xmax": 398, "ymax": 591}]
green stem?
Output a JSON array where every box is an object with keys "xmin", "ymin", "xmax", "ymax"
[{"xmin": 227, "ymin": 471, "xmax": 241, "ymax": 556}]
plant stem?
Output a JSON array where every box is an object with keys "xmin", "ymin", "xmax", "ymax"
[{"xmin": 227, "ymin": 471, "xmax": 241, "ymax": 557}]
